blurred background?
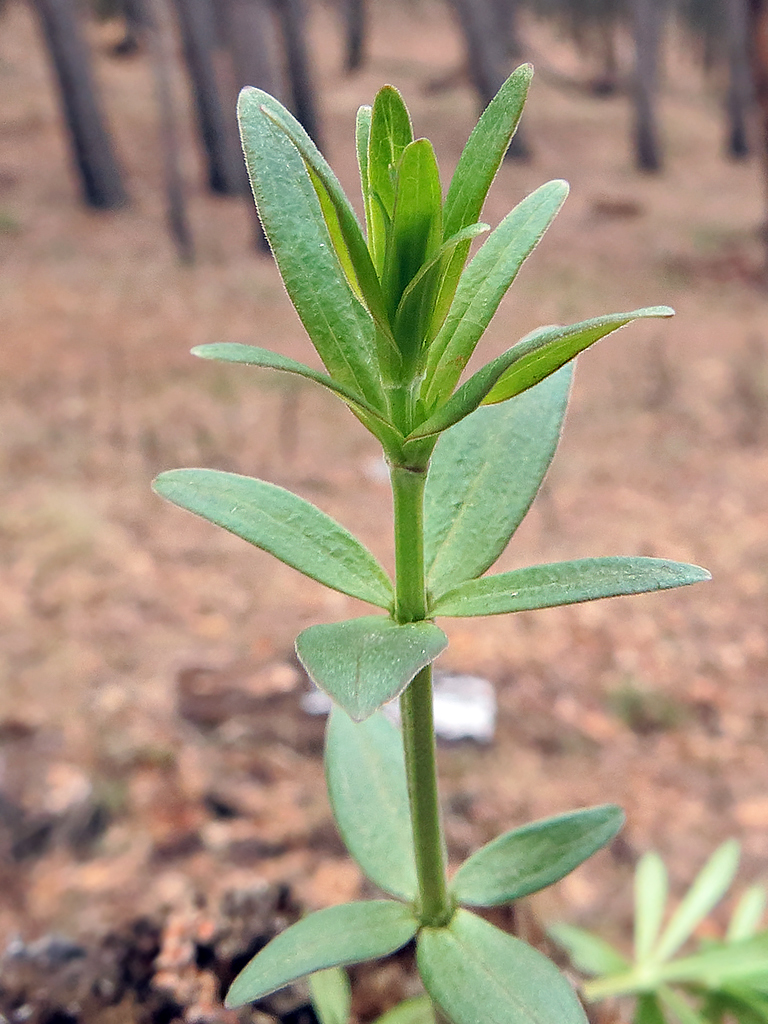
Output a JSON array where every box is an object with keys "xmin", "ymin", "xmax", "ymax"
[{"xmin": 1, "ymin": 0, "xmax": 768, "ymax": 1020}]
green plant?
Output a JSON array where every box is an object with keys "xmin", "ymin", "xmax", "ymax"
[
  {"xmin": 550, "ymin": 841, "xmax": 768, "ymax": 1024},
  {"xmin": 153, "ymin": 66, "xmax": 710, "ymax": 1024}
]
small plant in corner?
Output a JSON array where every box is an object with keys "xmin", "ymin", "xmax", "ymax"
[
  {"xmin": 153, "ymin": 66, "xmax": 710, "ymax": 1024},
  {"xmin": 550, "ymin": 840, "xmax": 768, "ymax": 1024}
]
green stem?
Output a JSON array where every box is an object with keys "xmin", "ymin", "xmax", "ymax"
[{"xmin": 390, "ymin": 464, "xmax": 451, "ymax": 928}]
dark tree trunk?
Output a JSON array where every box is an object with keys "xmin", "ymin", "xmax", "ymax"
[
  {"xmin": 747, "ymin": 0, "xmax": 768, "ymax": 274},
  {"xmin": 725, "ymin": 0, "xmax": 752, "ymax": 159},
  {"xmin": 343, "ymin": 0, "xmax": 365, "ymax": 73},
  {"xmin": 629, "ymin": 0, "xmax": 664, "ymax": 172},
  {"xmin": 273, "ymin": 0, "xmax": 322, "ymax": 148},
  {"xmin": 172, "ymin": 0, "xmax": 246, "ymax": 195},
  {"xmin": 138, "ymin": 0, "xmax": 195, "ymax": 261},
  {"xmin": 488, "ymin": 0, "xmax": 521, "ymax": 59},
  {"xmin": 220, "ymin": 0, "xmax": 281, "ymax": 251},
  {"xmin": 592, "ymin": 19, "xmax": 620, "ymax": 96},
  {"xmin": 31, "ymin": 0, "xmax": 129, "ymax": 209},
  {"xmin": 447, "ymin": 0, "xmax": 529, "ymax": 159}
]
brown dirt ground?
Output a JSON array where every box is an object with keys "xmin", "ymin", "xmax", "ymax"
[{"xmin": 1, "ymin": 0, "xmax": 767, "ymax": 1014}]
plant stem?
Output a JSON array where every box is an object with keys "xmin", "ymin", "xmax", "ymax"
[{"xmin": 391, "ymin": 464, "xmax": 451, "ymax": 928}]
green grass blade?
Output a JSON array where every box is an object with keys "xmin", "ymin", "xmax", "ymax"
[
  {"xmin": 383, "ymin": 139, "xmax": 443, "ymax": 345},
  {"xmin": 417, "ymin": 910, "xmax": 588, "ymax": 1024},
  {"xmin": 451, "ymin": 805, "xmax": 624, "ymax": 906},
  {"xmin": 192, "ymin": 344, "xmax": 401, "ymax": 442},
  {"xmin": 482, "ymin": 307, "xmax": 674, "ymax": 406},
  {"xmin": 226, "ymin": 901, "xmax": 418, "ymax": 1007},
  {"xmin": 369, "ymin": 85, "xmax": 413, "ymax": 274},
  {"xmin": 309, "ymin": 968, "xmax": 352, "ymax": 1024},
  {"xmin": 655, "ymin": 841, "xmax": 741, "ymax": 963},
  {"xmin": 728, "ymin": 886, "xmax": 767, "ymax": 942},
  {"xmin": 153, "ymin": 470, "xmax": 393, "ymax": 609},
  {"xmin": 443, "ymin": 64, "xmax": 533, "ymax": 241},
  {"xmin": 635, "ymin": 852, "xmax": 670, "ymax": 963},
  {"xmin": 656, "ymin": 933, "xmax": 768, "ymax": 988},
  {"xmin": 424, "ymin": 367, "xmax": 571, "ymax": 599},
  {"xmin": 431, "ymin": 558, "xmax": 711, "ymax": 617},
  {"xmin": 325, "ymin": 708, "xmax": 417, "ymax": 900},
  {"xmin": 237, "ymin": 89, "xmax": 384, "ymax": 410},
  {"xmin": 296, "ymin": 617, "xmax": 447, "ymax": 722},
  {"xmin": 424, "ymin": 180, "xmax": 569, "ymax": 404},
  {"xmin": 548, "ymin": 923, "xmax": 630, "ymax": 977}
]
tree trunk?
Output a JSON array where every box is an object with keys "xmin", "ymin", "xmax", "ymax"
[
  {"xmin": 138, "ymin": 0, "xmax": 195, "ymax": 261},
  {"xmin": 220, "ymin": 0, "xmax": 281, "ymax": 250},
  {"xmin": 488, "ymin": 0, "xmax": 521, "ymax": 59},
  {"xmin": 447, "ymin": 0, "xmax": 529, "ymax": 159},
  {"xmin": 725, "ymin": 0, "xmax": 752, "ymax": 159},
  {"xmin": 343, "ymin": 0, "xmax": 365, "ymax": 73},
  {"xmin": 273, "ymin": 0, "xmax": 322, "ymax": 148},
  {"xmin": 31, "ymin": 0, "xmax": 129, "ymax": 209},
  {"xmin": 747, "ymin": 0, "xmax": 768, "ymax": 274},
  {"xmin": 629, "ymin": 0, "xmax": 664, "ymax": 172},
  {"xmin": 172, "ymin": 0, "xmax": 246, "ymax": 195}
]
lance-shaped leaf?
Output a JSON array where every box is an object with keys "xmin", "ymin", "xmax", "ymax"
[
  {"xmin": 325, "ymin": 708, "xmax": 417, "ymax": 900},
  {"xmin": 450, "ymin": 805, "xmax": 625, "ymax": 907},
  {"xmin": 424, "ymin": 179, "xmax": 569, "ymax": 406},
  {"xmin": 654, "ymin": 841, "xmax": 741, "ymax": 963},
  {"xmin": 431, "ymin": 63, "xmax": 533, "ymax": 337},
  {"xmin": 258, "ymin": 101, "xmax": 394, "ymax": 352},
  {"xmin": 384, "ymin": 139, "xmax": 443, "ymax": 344},
  {"xmin": 417, "ymin": 910, "xmax": 588, "ymax": 1024},
  {"xmin": 191, "ymin": 344, "xmax": 404, "ymax": 451},
  {"xmin": 656, "ymin": 933, "xmax": 768, "ymax": 988},
  {"xmin": 226, "ymin": 901, "xmax": 418, "ymax": 1007},
  {"xmin": 658, "ymin": 987, "xmax": 707, "ymax": 1024},
  {"xmin": 424, "ymin": 367, "xmax": 571, "ymax": 600},
  {"xmin": 548, "ymin": 923, "xmax": 630, "ymax": 977},
  {"xmin": 635, "ymin": 995, "xmax": 670, "ymax": 1024},
  {"xmin": 356, "ymin": 104, "xmax": 373, "ymax": 239},
  {"xmin": 308, "ymin": 968, "xmax": 351, "ymax": 1024},
  {"xmin": 237, "ymin": 89, "xmax": 385, "ymax": 411},
  {"xmin": 483, "ymin": 306, "xmax": 674, "ymax": 406},
  {"xmin": 393, "ymin": 223, "xmax": 489, "ymax": 365},
  {"xmin": 368, "ymin": 85, "xmax": 413, "ymax": 273},
  {"xmin": 296, "ymin": 617, "xmax": 447, "ymax": 722},
  {"xmin": 443, "ymin": 63, "xmax": 533, "ymax": 240},
  {"xmin": 431, "ymin": 558, "xmax": 711, "ymax": 617},
  {"xmin": 635, "ymin": 852, "xmax": 670, "ymax": 963},
  {"xmin": 727, "ymin": 886, "xmax": 767, "ymax": 942},
  {"xmin": 153, "ymin": 470, "xmax": 393, "ymax": 609},
  {"xmin": 376, "ymin": 996, "xmax": 435, "ymax": 1024}
]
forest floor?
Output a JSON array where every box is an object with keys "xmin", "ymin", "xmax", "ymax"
[{"xmin": 1, "ymin": 1, "xmax": 768, "ymax": 1021}]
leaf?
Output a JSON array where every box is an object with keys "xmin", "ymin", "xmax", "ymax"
[
  {"xmin": 450, "ymin": 805, "xmax": 625, "ymax": 907},
  {"xmin": 656, "ymin": 933, "xmax": 768, "ymax": 988},
  {"xmin": 192, "ymin": 344, "xmax": 402, "ymax": 447},
  {"xmin": 635, "ymin": 994, "xmax": 670, "ymax": 1024},
  {"xmin": 443, "ymin": 64, "xmax": 533, "ymax": 241},
  {"xmin": 658, "ymin": 987, "xmax": 708, "ymax": 1024},
  {"xmin": 153, "ymin": 470, "xmax": 393, "ymax": 609},
  {"xmin": 259, "ymin": 103, "xmax": 394, "ymax": 351},
  {"xmin": 368, "ymin": 85, "xmax": 413, "ymax": 274},
  {"xmin": 654, "ymin": 841, "xmax": 741, "ymax": 962},
  {"xmin": 394, "ymin": 223, "xmax": 489, "ymax": 364},
  {"xmin": 325, "ymin": 708, "xmax": 417, "ymax": 900},
  {"xmin": 635, "ymin": 852, "xmax": 670, "ymax": 964},
  {"xmin": 430, "ymin": 558, "xmax": 711, "ymax": 618},
  {"xmin": 424, "ymin": 180, "xmax": 569, "ymax": 406},
  {"xmin": 375, "ymin": 996, "xmax": 436, "ymax": 1024},
  {"xmin": 482, "ymin": 307, "xmax": 674, "ymax": 406},
  {"xmin": 237, "ymin": 89, "xmax": 384, "ymax": 411},
  {"xmin": 296, "ymin": 617, "xmax": 447, "ymax": 722},
  {"xmin": 384, "ymin": 139, "xmax": 443, "ymax": 347},
  {"xmin": 423, "ymin": 367, "xmax": 571, "ymax": 600},
  {"xmin": 226, "ymin": 901, "xmax": 418, "ymax": 1007},
  {"xmin": 356, "ymin": 104, "xmax": 373, "ymax": 241},
  {"xmin": 417, "ymin": 909, "xmax": 588, "ymax": 1024},
  {"xmin": 728, "ymin": 886, "xmax": 767, "ymax": 942},
  {"xmin": 548, "ymin": 923, "xmax": 630, "ymax": 977},
  {"xmin": 431, "ymin": 64, "xmax": 533, "ymax": 340},
  {"xmin": 309, "ymin": 968, "xmax": 352, "ymax": 1024}
]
